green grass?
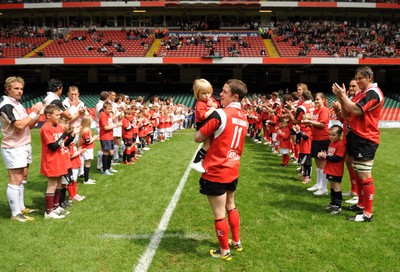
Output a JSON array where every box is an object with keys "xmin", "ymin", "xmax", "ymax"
[{"xmin": 0, "ymin": 128, "xmax": 399, "ymax": 272}]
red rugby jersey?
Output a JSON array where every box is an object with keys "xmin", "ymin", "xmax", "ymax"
[
  {"xmin": 200, "ymin": 102, "xmax": 248, "ymax": 183},
  {"xmin": 348, "ymin": 83, "xmax": 384, "ymax": 144},
  {"xmin": 324, "ymin": 139, "xmax": 346, "ymax": 177}
]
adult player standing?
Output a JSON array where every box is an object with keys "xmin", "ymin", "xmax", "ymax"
[
  {"xmin": 194, "ymin": 79, "xmax": 248, "ymax": 261},
  {"xmin": 332, "ymin": 66, "xmax": 384, "ymax": 222}
]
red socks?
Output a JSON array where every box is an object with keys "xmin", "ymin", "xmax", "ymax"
[
  {"xmin": 347, "ymin": 166, "xmax": 359, "ymax": 195},
  {"xmin": 361, "ymin": 177, "xmax": 374, "ymax": 216},
  {"xmin": 214, "ymin": 218, "xmax": 229, "ymax": 250},
  {"xmin": 227, "ymin": 208, "xmax": 240, "ymax": 243}
]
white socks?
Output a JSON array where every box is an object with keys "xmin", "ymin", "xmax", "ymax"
[
  {"xmin": 19, "ymin": 181, "xmax": 26, "ymax": 211},
  {"xmin": 317, "ymin": 168, "xmax": 327, "ymax": 191},
  {"xmin": 7, "ymin": 184, "xmax": 21, "ymax": 216},
  {"xmin": 97, "ymin": 150, "xmax": 103, "ymax": 169}
]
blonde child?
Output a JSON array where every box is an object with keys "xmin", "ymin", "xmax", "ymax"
[
  {"xmin": 190, "ymin": 78, "xmax": 220, "ymax": 173},
  {"xmin": 65, "ymin": 139, "xmax": 86, "ymax": 202},
  {"xmin": 79, "ymin": 116, "xmax": 99, "ymax": 184},
  {"xmin": 318, "ymin": 125, "xmax": 346, "ymax": 215}
]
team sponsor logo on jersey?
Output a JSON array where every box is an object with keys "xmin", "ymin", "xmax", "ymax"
[{"xmin": 227, "ymin": 149, "xmax": 241, "ymax": 161}]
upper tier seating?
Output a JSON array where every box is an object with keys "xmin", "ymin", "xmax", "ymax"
[
  {"xmin": 157, "ymin": 35, "xmax": 268, "ymax": 58},
  {"xmin": 272, "ymin": 36, "xmax": 330, "ymax": 57},
  {"xmin": 41, "ymin": 30, "xmax": 154, "ymax": 57},
  {"xmin": 0, "ymin": 36, "xmax": 47, "ymax": 58}
]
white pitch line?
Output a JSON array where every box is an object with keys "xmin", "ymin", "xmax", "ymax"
[
  {"xmin": 133, "ymin": 144, "xmax": 202, "ymax": 272},
  {"xmin": 101, "ymin": 232, "xmax": 211, "ymax": 241}
]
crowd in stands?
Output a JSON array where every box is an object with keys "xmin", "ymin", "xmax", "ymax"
[
  {"xmin": 2, "ymin": 19, "xmax": 400, "ymax": 58},
  {"xmin": 1, "ymin": 0, "xmax": 399, "ymax": 3},
  {"xmin": 272, "ymin": 19, "xmax": 400, "ymax": 58}
]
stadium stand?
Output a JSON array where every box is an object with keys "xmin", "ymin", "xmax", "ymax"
[{"xmin": 41, "ymin": 30, "xmax": 154, "ymax": 58}]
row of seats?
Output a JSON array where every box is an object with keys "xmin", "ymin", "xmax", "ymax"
[
  {"xmin": 41, "ymin": 30, "xmax": 154, "ymax": 57},
  {"xmin": 272, "ymin": 36, "xmax": 330, "ymax": 57},
  {"xmin": 157, "ymin": 36, "xmax": 267, "ymax": 57}
]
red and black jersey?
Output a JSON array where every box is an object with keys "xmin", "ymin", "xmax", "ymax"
[
  {"xmin": 200, "ymin": 102, "xmax": 248, "ymax": 183},
  {"xmin": 324, "ymin": 139, "xmax": 346, "ymax": 177},
  {"xmin": 295, "ymin": 100, "xmax": 314, "ymax": 122},
  {"xmin": 348, "ymin": 83, "xmax": 384, "ymax": 144},
  {"xmin": 298, "ymin": 126, "xmax": 312, "ymax": 154}
]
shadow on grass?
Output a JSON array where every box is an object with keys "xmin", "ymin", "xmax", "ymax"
[{"xmin": 129, "ymin": 229, "xmax": 214, "ymax": 259}]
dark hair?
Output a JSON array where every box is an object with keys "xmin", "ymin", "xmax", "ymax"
[
  {"xmin": 355, "ymin": 66, "xmax": 374, "ymax": 82},
  {"xmin": 330, "ymin": 124, "xmax": 343, "ymax": 136},
  {"xmin": 99, "ymin": 91, "xmax": 110, "ymax": 101},
  {"xmin": 225, "ymin": 79, "xmax": 248, "ymax": 101},
  {"xmin": 48, "ymin": 79, "xmax": 63, "ymax": 92}
]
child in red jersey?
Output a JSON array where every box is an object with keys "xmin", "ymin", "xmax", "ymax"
[
  {"xmin": 266, "ymin": 110, "xmax": 279, "ymax": 153},
  {"xmin": 293, "ymin": 113, "xmax": 313, "ymax": 184},
  {"xmin": 190, "ymin": 79, "xmax": 220, "ymax": 173},
  {"xmin": 64, "ymin": 140, "xmax": 86, "ymax": 202},
  {"xmin": 276, "ymin": 119, "xmax": 291, "ymax": 167},
  {"xmin": 79, "ymin": 116, "xmax": 99, "ymax": 184},
  {"xmin": 318, "ymin": 125, "xmax": 346, "ymax": 215},
  {"xmin": 99, "ymin": 102, "xmax": 121, "ymax": 175},
  {"xmin": 40, "ymin": 105, "xmax": 80, "ymax": 219},
  {"xmin": 121, "ymin": 107, "xmax": 135, "ymax": 164}
]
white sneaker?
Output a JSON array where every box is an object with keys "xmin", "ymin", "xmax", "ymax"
[
  {"xmin": 307, "ymin": 184, "xmax": 321, "ymax": 191},
  {"xmin": 72, "ymin": 195, "xmax": 84, "ymax": 202},
  {"xmin": 345, "ymin": 196, "xmax": 359, "ymax": 204},
  {"xmin": 342, "ymin": 191, "xmax": 353, "ymax": 197},
  {"xmin": 44, "ymin": 210, "xmax": 65, "ymax": 219},
  {"xmin": 313, "ymin": 188, "xmax": 328, "ymax": 196},
  {"xmin": 110, "ymin": 168, "xmax": 118, "ymax": 173},
  {"xmin": 54, "ymin": 206, "xmax": 70, "ymax": 216},
  {"xmin": 84, "ymin": 179, "xmax": 97, "ymax": 184},
  {"xmin": 87, "ymin": 178, "xmax": 96, "ymax": 183},
  {"xmin": 190, "ymin": 161, "xmax": 205, "ymax": 173},
  {"xmin": 142, "ymin": 147, "xmax": 150, "ymax": 151},
  {"xmin": 102, "ymin": 170, "xmax": 114, "ymax": 176}
]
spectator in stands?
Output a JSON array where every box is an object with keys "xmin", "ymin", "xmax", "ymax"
[{"xmin": 0, "ymin": 76, "xmax": 44, "ymax": 222}]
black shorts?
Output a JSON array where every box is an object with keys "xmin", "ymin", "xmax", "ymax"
[
  {"xmin": 123, "ymin": 137, "xmax": 133, "ymax": 146},
  {"xmin": 298, "ymin": 153, "xmax": 312, "ymax": 166},
  {"xmin": 100, "ymin": 140, "xmax": 114, "ymax": 151},
  {"xmin": 326, "ymin": 174, "xmax": 343, "ymax": 183},
  {"xmin": 346, "ymin": 131, "xmax": 379, "ymax": 161},
  {"xmin": 199, "ymin": 177, "xmax": 238, "ymax": 196},
  {"xmin": 311, "ymin": 139, "xmax": 330, "ymax": 158}
]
